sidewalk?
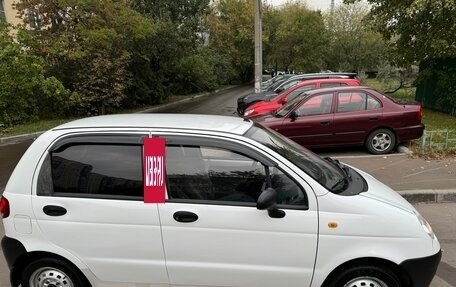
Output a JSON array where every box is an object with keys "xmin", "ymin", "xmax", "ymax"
[{"xmin": 335, "ymin": 153, "xmax": 456, "ymax": 203}]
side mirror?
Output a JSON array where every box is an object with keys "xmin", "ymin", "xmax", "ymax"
[
  {"xmin": 279, "ymin": 98, "xmax": 288, "ymax": 105},
  {"xmin": 257, "ymin": 188, "xmax": 285, "ymax": 218},
  {"xmin": 289, "ymin": 111, "xmax": 298, "ymax": 121}
]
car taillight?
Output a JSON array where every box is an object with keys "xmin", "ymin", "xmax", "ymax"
[
  {"xmin": 0, "ymin": 196, "xmax": 10, "ymax": 218},
  {"xmin": 418, "ymin": 106, "xmax": 423, "ymax": 121}
]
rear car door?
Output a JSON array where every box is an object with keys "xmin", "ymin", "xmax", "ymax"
[
  {"xmin": 31, "ymin": 134, "xmax": 168, "ymax": 285},
  {"xmin": 158, "ymin": 136, "xmax": 318, "ymax": 287},
  {"xmin": 275, "ymin": 93, "xmax": 335, "ymax": 147},
  {"xmin": 333, "ymin": 91, "xmax": 383, "ymax": 145}
]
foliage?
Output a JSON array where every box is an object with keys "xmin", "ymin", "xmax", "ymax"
[
  {"xmin": 0, "ymin": 22, "xmax": 68, "ymax": 127},
  {"xmin": 345, "ymin": 0, "xmax": 456, "ymax": 65},
  {"xmin": 207, "ymin": 0, "xmax": 256, "ymax": 82},
  {"xmin": 15, "ymin": 0, "xmax": 155, "ymax": 115},
  {"xmin": 173, "ymin": 53, "xmax": 217, "ymax": 94},
  {"xmin": 130, "ymin": 0, "xmax": 211, "ymax": 99},
  {"xmin": 268, "ymin": 2, "xmax": 328, "ymax": 72},
  {"xmin": 323, "ymin": 2, "xmax": 387, "ymax": 72}
]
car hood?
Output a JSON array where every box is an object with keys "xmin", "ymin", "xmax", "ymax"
[
  {"xmin": 249, "ymin": 113, "xmax": 282, "ymax": 124},
  {"xmin": 352, "ymin": 166, "xmax": 415, "ymax": 214}
]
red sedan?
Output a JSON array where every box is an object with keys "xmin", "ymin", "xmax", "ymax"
[
  {"xmin": 243, "ymin": 78, "xmax": 361, "ymax": 118},
  {"xmin": 251, "ymin": 86, "xmax": 424, "ymax": 154}
]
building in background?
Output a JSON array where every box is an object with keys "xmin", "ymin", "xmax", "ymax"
[{"xmin": 1, "ymin": 0, "xmax": 21, "ymax": 25}]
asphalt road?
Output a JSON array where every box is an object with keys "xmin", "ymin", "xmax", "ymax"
[{"xmin": 0, "ymin": 85, "xmax": 454, "ymax": 286}]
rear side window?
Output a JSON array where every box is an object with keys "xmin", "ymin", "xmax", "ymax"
[
  {"xmin": 38, "ymin": 144, "xmax": 143, "ymax": 199},
  {"xmin": 337, "ymin": 92, "xmax": 382, "ymax": 113}
]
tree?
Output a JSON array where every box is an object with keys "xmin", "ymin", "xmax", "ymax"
[
  {"xmin": 323, "ymin": 2, "xmax": 387, "ymax": 72},
  {"xmin": 15, "ymin": 0, "xmax": 155, "ymax": 115},
  {"xmin": 207, "ymin": 0, "xmax": 256, "ymax": 82},
  {"xmin": 267, "ymin": 2, "xmax": 328, "ymax": 72},
  {"xmin": 0, "ymin": 22, "xmax": 68, "ymax": 126},
  {"xmin": 345, "ymin": 0, "xmax": 456, "ymax": 65},
  {"xmin": 130, "ymin": 0, "xmax": 212, "ymax": 98}
]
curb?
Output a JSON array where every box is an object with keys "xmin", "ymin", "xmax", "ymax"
[{"xmin": 398, "ymin": 189, "xmax": 456, "ymax": 204}]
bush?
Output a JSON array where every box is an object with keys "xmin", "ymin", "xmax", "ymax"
[{"xmin": 0, "ymin": 23, "xmax": 68, "ymax": 127}]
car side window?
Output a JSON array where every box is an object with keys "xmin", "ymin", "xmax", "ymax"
[
  {"xmin": 38, "ymin": 144, "xmax": 143, "ymax": 199},
  {"xmin": 286, "ymin": 85, "xmax": 316, "ymax": 101},
  {"xmin": 166, "ymin": 145, "xmax": 306, "ymax": 207},
  {"xmin": 295, "ymin": 93, "xmax": 333, "ymax": 116},
  {"xmin": 337, "ymin": 92, "xmax": 382, "ymax": 113},
  {"xmin": 320, "ymin": 82, "xmax": 347, "ymax": 88}
]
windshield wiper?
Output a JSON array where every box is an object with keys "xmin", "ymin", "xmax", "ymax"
[{"xmin": 324, "ymin": 157, "xmax": 352, "ymax": 193}]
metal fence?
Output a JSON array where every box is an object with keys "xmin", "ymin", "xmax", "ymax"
[{"xmin": 420, "ymin": 130, "xmax": 456, "ymax": 150}]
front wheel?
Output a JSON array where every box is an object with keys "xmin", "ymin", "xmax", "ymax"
[
  {"xmin": 366, "ymin": 128, "xmax": 396, "ymax": 154},
  {"xmin": 327, "ymin": 265, "xmax": 402, "ymax": 287},
  {"xmin": 21, "ymin": 258, "xmax": 90, "ymax": 287}
]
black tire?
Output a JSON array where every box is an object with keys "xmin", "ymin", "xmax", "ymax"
[
  {"xmin": 328, "ymin": 264, "xmax": 402, "ymax": 287},
  {"xmin": 21, "ymin": 257, "xmax": 90, "ymax": 287},
  {"xmin": 366, "ymin": 128, "xmax": 396, "ymax": 154}
]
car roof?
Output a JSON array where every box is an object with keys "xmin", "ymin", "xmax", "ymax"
[
  {"xmin": 53, "ymin": 114, "xmax": 253, "ymax": 135},
  {"xmin": 288, "ymin": 72, "xmax": 357, "ymax": 81},
  {"xmin": 301, "ymin": 85, "xmax": 373, "ymax": 95},
  {"xmin": 294, "ymin": 77, "xmax": 359, "ymax": 86}
]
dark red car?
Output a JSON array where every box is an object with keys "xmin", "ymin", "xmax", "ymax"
[
  {"xmin": 243, "ymin": 78, "xmax": 361, "ymax": 118},
  {"xmin": 252, "ymin": 86, "xmax": 424, "ymax": 154}
]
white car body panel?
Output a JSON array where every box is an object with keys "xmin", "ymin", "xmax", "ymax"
[{"xmin": 1, "ymin": 114, "xmax": 440, "ymax": 287}]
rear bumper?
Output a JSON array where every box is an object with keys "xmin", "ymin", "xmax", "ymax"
[
  {"xmin": 395, "ymin": 124, "xmax": 425, "ymax": 143},
  {"xmin": 400, "ymin": 249, "xmax": 442, "ymax": 287}
]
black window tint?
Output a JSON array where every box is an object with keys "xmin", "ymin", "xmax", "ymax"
[
  {"xmin": 167, "ymin": 145, "xmax": 306, "ymax": 206},
  {"xmin": 50, "ymin": 144, "xmax": 143, "ymax": 198}
]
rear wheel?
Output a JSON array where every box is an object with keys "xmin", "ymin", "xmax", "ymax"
[
  {"xmin": 366, "ymin": 129, "xmax": 396, "ymax": 154},
  {"xmin": 21, "ymin": 258, "xmax": 89, "ymax": 287},
  {"xmin": 328, "ymin": 265, "xmax": 402, "ymax": 287}
]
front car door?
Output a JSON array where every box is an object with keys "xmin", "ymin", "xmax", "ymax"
[
  {"xmin": 158, "ymin": 135, "xmax": 318, "ymax": 287},
  {"xmin": 276, "ymin": 92, "xmax": 335, "ymax": 147}
]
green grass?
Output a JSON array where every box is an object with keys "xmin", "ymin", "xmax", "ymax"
[
  {"xmin": 0, "ymin": 118, "xmax": 77, "ymax": 137},
  {"xmin": 421, "ymin": 109, "xmax": 456, "ymax": 131}
]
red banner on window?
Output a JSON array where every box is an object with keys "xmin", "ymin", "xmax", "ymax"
[{"xmin": 143, "ymin": 137, "xmax": 166, "ymax": 203}]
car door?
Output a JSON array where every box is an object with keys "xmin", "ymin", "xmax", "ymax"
[
  {"xmin": 31, "ymin": 134, "xmax": 168, "ymax": 286},
  {"xmin": 158, "ymin": 136, "xmax": 318, "ymax": 287},
  {"xmin": 275, "ymin": 92, "xmax": 335, "ymax": 147},
  {"xmin": 333, "ymin": 91, "xmax": 383, "ymax": 145}
]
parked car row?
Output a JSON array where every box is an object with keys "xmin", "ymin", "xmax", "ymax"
[{"xmin": 237, "ymin": 73, "xmax": 425, "ymax": 154}]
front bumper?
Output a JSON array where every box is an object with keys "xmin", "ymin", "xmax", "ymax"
[{"xmin": 400, "ymin": 249, "xmax": 442, "ymax": 287}]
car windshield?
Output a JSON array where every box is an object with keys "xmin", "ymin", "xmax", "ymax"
[
  {"xmin": 275, "ymin": 92, "xmax": 307, "ymax": 117},
  {"xmin": 245, "ymin": 123, "xmax": 345, "ymax": 190}
]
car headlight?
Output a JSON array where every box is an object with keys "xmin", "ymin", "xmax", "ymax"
[
  {"xmin": 414, "ymin": 211, "xmax": 435, "ymax": 239},
  {"xmin": 244, "ymin": 109, "xmax": 254, "ymax": 117}
]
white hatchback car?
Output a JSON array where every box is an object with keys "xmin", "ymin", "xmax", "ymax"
[{"xmin": 1, "ymin": 114, "xmax": 441, "ymax": 287}]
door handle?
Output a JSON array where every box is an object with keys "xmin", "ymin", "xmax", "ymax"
[
  {"xmin": 320, "ymin": 121, "xmax": 330, "ymax": 125},
  {"xmin": 43, "ymin": 205, "xmax": 67, "ymax": 216},
  {"xmin": 369, "ymin": 117, "xmax": 379, "ymax": 121},
  {"xmin": 173, "ymin": 211, "xmax": 198, "ymax": 223}
]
